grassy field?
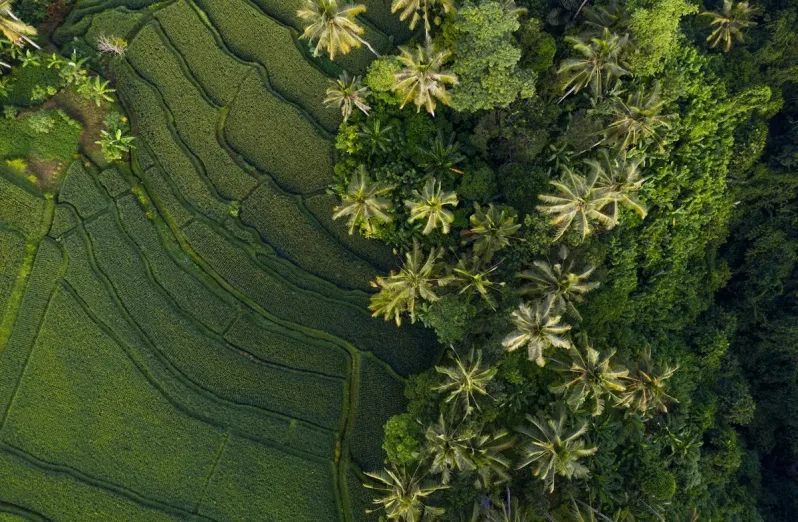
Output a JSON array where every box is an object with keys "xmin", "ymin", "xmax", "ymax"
[{"xmin": 0, "ymin": 0, "xmax": 436, "ymax": 520}]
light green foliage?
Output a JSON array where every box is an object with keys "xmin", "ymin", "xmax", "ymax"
[
  {"xmin": 519, "ymin": 18, "xmax": 556, "ymax": 73},
  {"xmin": 405, "ymin": 177, "xmax": 459, "ymax": 234},
  {"xmin": 448, "ymin": 1, "xmax": 536, "ymax": 112},
  {"xmin": 384, "ymin": 413, "xmax": 423, "ymax": 466},
  {"xmin": 365, "ymin": 55, "xmax": 403, "ymax": 104},
  {"xmin": 0, "ymin": 108, "xmax": 81, "ymax": 164},
  {"xmin": 627, "ymin": 0, "xmax": 697, "ymax": 76}
]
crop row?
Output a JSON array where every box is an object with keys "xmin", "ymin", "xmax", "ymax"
[
  {"xmin": 224, "ymin": 71, "xmax": 334, "ymax": 194},
  {"xmin": 59, "ymin": 227, "xmax": 302, "ymax": 451},
  {"xmin": 182, "ymin": 220, "xmax": 435, "ymax": 376},
  {"xmin": 197, "ymin": 435, "xmax": 339, "ymax": 522},
  {"xmin": 97, "ymin": 167, "xmax": 131, "ymax": 198},
  {"xmin": 0, "ymin": 177, "xmax": 46, "ymax": 239},
  {"xmin": 126, "ymin": 23, "xmax": 258, "ymax": 201},
  {"xmin": 225, "ymin": 312, "xmax": 350, "ymax": 378},
  {"xmin": 241, "ymin": 180, "xmax": 377, "ymax": 290},
  {"xmin": 346, "ymin": 466, "xmax": 380, "ymax": 522},
  {"xmin": 113, "ymin": 61, "xmax": 229, "ymax": 221},
  {"xmin": 58, "ymin": 162, "xmax": 109, "ymax": 219},
  {"xmin": 192, "ymin": 0, "xmax": 340, "ymax": 132},
  {"xmin": 84, "ymin": 211, "xmax": 346, "ymax": 429},
  {"xmin": 48, "ymin": 204, "xmax": 79, "ymax": 239},
  {"xmin": 1, "ymin": 286, "xmax": 226, "ymax": 511},
  {"xmin": 0, "ymin": 230, "xmax": 27, "ymax": 329}
]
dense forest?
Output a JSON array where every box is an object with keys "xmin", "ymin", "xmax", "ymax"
[{"xmin": 310, "ymin": 0, "xmax": 798, "ymax": 518}]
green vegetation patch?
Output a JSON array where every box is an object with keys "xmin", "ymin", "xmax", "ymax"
[
  {"xmin": 0, "ymin": 177, "xmax": 44, "ymax": 240},
  {"xmin": 58, "ymin": 162, "xmax": 108, "ymax": 219},
  {"xmin": 0, "ymin": 231, "xmax": 27, "ymax": 323},
  {"xmin": 0, "ymin": 110, "xmax": 81, "ymax": 169},
  {"xmin": 85, "ymin": 7, "xmax": 146, "ymax": 44}
]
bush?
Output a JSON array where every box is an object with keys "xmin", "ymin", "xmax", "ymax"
[
  {"xmin": 457, "ymin": 164, "xmax": 497, "ymax": 202},
  {"xmin": 383, "ymin": 413, "xmax": 423, "ymax": 467},
  {"xmin": 640, "ymin": 469, "xmax": 677, "ymax": 501}
]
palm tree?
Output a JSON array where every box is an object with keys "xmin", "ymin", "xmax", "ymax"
[
  {"xmin": 391, "ymin": 0, "xmax": 455, "ymax": 38},
  {"xmin": 405, "ymin": 177, "xmax": 459, "ymax": 235},
  {"xmin": 0, "ymin": 0, "xmax": 38, "ymax": 49},
  {"xmin": 605, "ymin": 85, "xmax": 676, "ymax": 153},
  {"xmin": 502, "ymin": 297, "xmax": 572, "ymax": 367},
  {"xmin": 425, "ymin": 415, "xmax": 476, "ymax": 484},
  {"xmin": 417, "ymin": 131, "xmax": 464, "ymax": 179},
  {"xmin": 297, "ymin": 0, "xmax": 379, "ymax": 59},
  {"xmin": 558, "ymin": 28, "xmax": 630, "ymax": 100},
  {"xmin": 701, "ymin": 0, "xmax": 757, "ymax": 52},
  {"xmin": 324, "ymin": 72, "xmax": 371, "ymax": 121},
  {"xmin": 359, "ymin": 118, "xmax": 395, "ymax": 155},
  {"xmin": 616, "ymin": 350, "xmax": 678, "ymax": 415},
  {"xmin": 516, "ymin": 406, "xmax": 597, "ymax": 493},
  {"xmin": 450, "ymin": 257, "xmax": 499, "ymax": 308},
  {"xmin": 364, "ymin": 465, "xmax": 447, "ymax": 521},
  {"xmin": 435, "ymin": 348, "xmax": 497, "ymax": 416},
  {"xmin": 517, "ymin": 245, "xmax": 599, "ymax": 321},
  {"xmin": 394, "ymin": 39, "xmax": 458, "ymax": 116},
  {"xmin": 549, "ymin": 337, "xmax": 628, "ymax": 417},
  {"xmin": 470, "ymin": 430, "xmax": 514, "ymax": 489},
  {"xmin": 369, "ymin": 242, "xmax": 444, "ymax": 325},
  {"xmin": 588, "ymin": 150, "xmax": 647, "ymax": 221},
  {"xmin": 464, "ymin": 204, "xmax": 521, "ymax": 263},
  {"xmin": 333, "ymin": 165, "xmax": 394, "ymax": 235}
]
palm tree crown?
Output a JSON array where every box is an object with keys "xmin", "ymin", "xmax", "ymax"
[
  {"xmin": 702, "ymin": 0, "xmax": 757, "ymax": 52},
  {"xmin": 616, "ymin": 349, "xmax": 678, "ymax": 415},
  {"xmin": 435, "ymin": 349, "xmax": 497, "ymax": 416},
  {"xmin": 588, "ymin": 149, "xmax": 648, "ymax": 220},
  {"xmin": 324, "ymin": 72, "xmax": 371, "ymax": 121},
  {"xmin": 450, "ymin": 257, "xmax": 498, "ymax": 308},
  {"xmin": 502, "ymin": 297, "xmax": 572, "ymax": 367},
  {"xmin": 517, "ymin": 245, "xmax": 599, "ymax": 321},
  {"xmin": 364, "ymin": 466, "xmax": 446, "ymax": 521},
  {"xmin": 391, "ymin": 0, "xmax": 455, "ymax": 36},
  {"xmin": 0, "ymin": 0, "xmax": 37, "ymax": 49},
  {"xmin": 516, "ymin": 406, "xmax": 598, "ymax": 492},
  {"xmin": 369, "ymin": 242, "xmax": 443, "ymax": 325},
  {"xmin": 606, "ymin": 84, "xmax": 676, "ymax": 153},
  {"xmin": 550, "ymin": 337, "xmax": 628, "ymax": 417},
  {"xmin": 425, "ymin": 415, "xmax": 476, "ymax": 484},
  {"xmin": 464, "ymin": 203, "xmax": 521, "ymax": 263},
  {"xmin": 333, "ymin": 165, "xmax": 394, "ymax": 235},
  {"xmin": 558, "ymin": 28, "xmax": 630, "ymax": 100},
  {"xmin": 297, "ymin": 0, "xmax": 369, "ymax": 59},
  {"xmin": 405, "ymin": 177, "xmax": 459, "ymax": 235},
  {"xmin": 394, "ymin": 39, "xmax": 458, "ymax": 115}
]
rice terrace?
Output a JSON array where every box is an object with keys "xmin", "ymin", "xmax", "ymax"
[{"xmin": 1, "ymin": 0, "xmax": 797, "ymax": 519}]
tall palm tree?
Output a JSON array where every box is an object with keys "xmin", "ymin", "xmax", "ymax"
[
  {"xmin": 394, "ymin": 38, "xmax": 458, "ymax": 115},
  {"xmin": 417, "ymin": 131, "xmax": 464, "ymax": 179},
  {"xmin": 364, "ymin": 465, "xmax": 447, "ymax": 521},
  {"xmin": 405, "ymin": 177, "xmax": 459, "ymax": 235},
  {"xmin": 549, "ymin": 337, "xmax": 628, "ymax": 417},
  {"xmin": 450, "ymin": 257, "xmax": 499, "ymax": 308},
  {"xmin": 516, "ymin": 406, "xmax": 598, "ymax": 493},
  {"xmin": 333, "ymin": 165, "xmax": 394, "ymax": 235},
  {"xmin": 701, "ymin": 0, "xmax": 757, "ymax": 52},
  {"xmin": 470, "ymin": 430, "xmax": 514, "ymax": 489},
  {"xmin": 502, "ymin": 297, "xmax": 572, "ymax": 367},
  {"xmin": 605, "ymin": 85, "xmax": 676, "ymax": 153},
  {"xmin": 435, "ymin": 348, "xmax": 497, "ymax": 416},
  {"xmin": 558, "ymin": 28, "xmax": 630, "ymax": 100},
  {"xmin": 538, "ymin": 166, "xmax": 617, "ymax": 242},
  {"xmin": 616, "ymin": 350, "xmax": 678, "ymax": 415},
  {"xmin": 0, "ymin": 0, "xmax": 38, "ymax": 50},
  {"xmin": 464, "ymin": 204, "xmax": 521, "ymax": 263},
  {"xmin": 517, "ymin": 245, "xmax": 599, "ymax": 322},
  {"xmin": 369, "ymin": 242, "xmax": 444, "ymax": 325},
  {"xmin": 297, "ymin": 0, "xmax": 379, "ymax": 59},
  {"xmin": 588, "ymin": 150, "xmax": 647, "ymax": 221},
  {"xmin": 392, "ymin": 0, "xmax": 455, "ymax": 38},
  {"xmin": 324, "ymin": 72, "xmax": 371, "ymax": 121},
  {"xmin": 425, "ymin": 415, "xmax": 476, "ymax": 484}
]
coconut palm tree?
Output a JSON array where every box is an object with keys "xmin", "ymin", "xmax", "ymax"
[
  {"xmin": 549, "ymin": 337, "xmax": 628, "ymax": 417},
  {"xmin": 435, "ymin": 348, "xmax": 497, "ymax": 416},
  {"xmin": 517, "ymin": 245, "xmax": 599, "ymax": 321},
  {"xmin": 502, "ymin": 297, "xmax": 572, "ymax": 367},
  {"xmin": 369, "ymin": 242, "xmax": 444, "ymax": 325},
  {"xmin": 588, "ymin": 149, "xmax": 647, "ymax": 221},
  {"xmin": 392, "ymin": 0, "xmax": 455, "ymax": 38},
  {"xmin": 394, "ymin": 38, "xmax": 458, "ymax": 115},
  {"xmin": 333, "ymin": 165, "xmax": 394, "ymax": 235},
  {"xmin": 417, "ymin": 131, "xmax": 464, "ymax": 179},
  {"xmin": 464, "ymin": 204, "xmax": 521, "ymax": 263},
  {"xmin": 538, "ymin": 166, "xmax": 617, "ymax": 242},
  {"xmin": 425, "ymin": 415, "xmax": 476, "ymax": 484},
  {"xmin": 701, "ymin": 0, "xmax": 757, "ymax": 52},
  {"xmin": 616, "ymin": 350, "xmax": 678, "ymax": 415},
  {"xmin": 324, "ymin": 72, "xmax": 371, "ymax": 121},
  {"xmin": 0, "ymin": 0, "xmax": 38, "ymax": 50},
  {"xmin": 470, "ymin": 430, "xmax": 514, "ymax": 489},
  {"xmin": 516, "ymin": 406, "xmax": 597, "ymax": 493},
  {"xmin": 450, "ymin": 257, "xmax": 499, "ymax": 308},
  {"xmin": 297, "ymin": 0, "xmax": 379, "ymax": 59},
  {"xmin": 605, "ymin": 85, "xmax": 676, "ymax": 153},
  {"xmin": 405, "ymin": 177, "xmax": 459, "ymax": 235},
  {"xmin": 558, "ymin": 28, "xmax": 630, "ymax": 101},
  {"xmin": 364, "ymin": 465, "xmax": 447, "ymax": 521}
]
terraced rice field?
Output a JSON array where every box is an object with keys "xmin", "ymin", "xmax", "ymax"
[{"xmin": 0, "ymin": 1, "xmax": 433, "ymax": 520}]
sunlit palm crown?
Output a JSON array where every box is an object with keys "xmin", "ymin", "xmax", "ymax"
[
  {"xmin": 324, "ymin": 72, "xmax": 371, "ymax": 121},
  {"xmin": 297, "ymin": 0, "xmax": 366, "ymax": 59},
  {"xmin": 435, "ymin": 349, "xmax": 497, "ymax": 416},
  {"xmin": 405, "ymin": 177, "xmax": 459, "ymax": 234},
  {"xmin": 502, "ymin": 297, "xmax": 572, "ymax": 367},
  {"xmin": 617, "ymin": 349, "xmax": 678, "ymax": 415},
  {"xmin": 516, "ymin": 407, "xmax": 598, "ymax": 492},
  {"xmin": 466, "ymin": 203, "xmax": 521, "ymax": 262},
  {"xmin": 702, "ymin": 0, "xmax": 757, "ymax": 52},
  {"xmin": 558, "ymin": 28, "xmax": 630, "ymax": 100},
  {"xmin": 450, "ymin": 257, "xmax": 498, "ymax": 307},
  {"xmin": 0, "ymin": 0, "xmax": 37, "ymax": 48},
  {"xmin": 364, "ymin": 466, "xmax": 446, "ymax": 521},
  {"xmin": 394, "ymin": 39, "xmax": 458, "ymax": 115},
  {"xmin": 391, "ymin": 0, "xmax": 455, "ymax": 32},
  {"xmin": 587, "ymin": 149, "xmax": 648, "ymax": 219},
  {"xmin": 517, "ymin": 245, "xmax": 599, "ymax": 322},
  {"xmin": 606, "ymin": 84, "xmax": 676, "ymax": 152},
  {"xmin": 425, "ymin": 415, "xmax": 477, "ymax": 484},
  {"xmin": 332, "ymin": 165, "xmax": 393, "ymax": 235}
]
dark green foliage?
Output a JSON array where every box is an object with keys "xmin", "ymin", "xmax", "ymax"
[{"xmin": 457, "ymin": 164, "xmax": 497, "ymax": 202}]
